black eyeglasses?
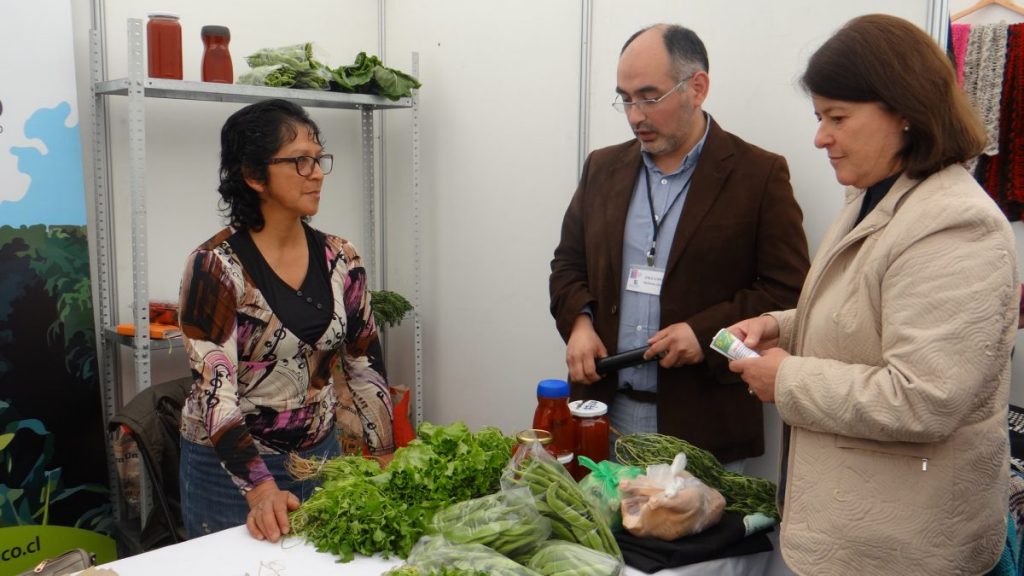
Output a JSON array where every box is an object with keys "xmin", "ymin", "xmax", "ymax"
[{"xmin": 267, "ymin": 154, "xmax": 334, "ymax": 176}]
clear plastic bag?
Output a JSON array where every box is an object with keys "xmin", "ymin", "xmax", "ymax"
[
  {"xmin": 406, "ymin": 535, "xmax": 542, "ymax": 576},
  {"xmin": 110, "ymin": 424, "xmax": 141, "ymax": 518},
  {"xmin": 239, "ymin": 43, "xmax": 332, "ymax": 90},
  {"xmin": 577, "ymin": 456, "xmax": 643, "ymax": 531},
  {"xmin": 429, "ymin": 487, "xmax": 550, "ymax": 562},
  {"xmin": 526, "ymin": 540, "xmax": 623, "ymax": 576},
  {"xmin": 619, "ymin": 452, "xmax": 726, "ymax": 540},
  {"xmin": 501, "ymin": 438, "xmax": 622, "ymax": 559}
]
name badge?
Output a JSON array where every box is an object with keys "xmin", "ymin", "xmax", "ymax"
[{"xmin": 626, "ymin": 265, "xmax": 664, "ymax": 296}]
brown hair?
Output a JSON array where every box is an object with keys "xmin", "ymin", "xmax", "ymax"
[{"xmin": 801, "ymin": 14, "xmax": 985, "ymax": 179}]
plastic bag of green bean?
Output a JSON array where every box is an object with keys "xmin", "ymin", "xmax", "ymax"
[
  {"xmin": 406, "ymin": 535, "xmax": 542, "ymax": 576},
  {"xmin": 526, "ymin": 540, "xmax": 623, "ymax": 576},
  {"xmin": 501, "ymin": 440, "xmax": 622, "ymax": 560},
  {"xmin": 429, "ymin": 487, "xmax": 551, "ymax": 562}
]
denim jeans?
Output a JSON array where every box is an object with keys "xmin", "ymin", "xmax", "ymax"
[{"xmin": 179, "ymin": 433, "xmax": 341, "ymax": 539}]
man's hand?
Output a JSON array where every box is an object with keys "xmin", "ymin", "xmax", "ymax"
[
  {"xmin": 566, "ymin": 314, "xmax": 608, "ymax": 384},
  {"xmin": 646, "ymin": 322, "xmax": 703, "ymax": 368},
  {"xmin": 245, "ymin": 480, "xmax": 300, "ymax": 543}
]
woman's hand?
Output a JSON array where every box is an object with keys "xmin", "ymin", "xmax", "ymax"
[
  {"xmin": 245, "ymin": 480, "xmax": 300, "ymax": 542},
  {"xmin": 729, "ymin": 348, "xmax": 788, "ymax": 402},
  {"xmin": 727, "ymin": 315, "xmax": 781, "ymax": 352},
  {"xmin": 374, "ymin": 452, "xmax": 395, "ymax": 469}
]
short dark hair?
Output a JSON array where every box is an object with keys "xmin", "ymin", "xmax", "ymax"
[
  {"xmin": 801, "ymin": 14, "xmax": 985, "ymax": 179},
  {"xmin": 622, "ymin": 24, "xmax": 709, "ymax": 80},
  {"xmin": 218, "ymin": 98, "xmax": 323, "ymax": 231}
]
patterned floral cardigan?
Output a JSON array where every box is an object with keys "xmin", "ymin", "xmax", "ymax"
[{"xmin": 178, "ymin": 226, "xmax": 393, "ymax": 492}]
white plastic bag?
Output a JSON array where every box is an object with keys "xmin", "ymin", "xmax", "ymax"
[{"xmin": 619, "ymin": 452, "xmax": 725, "ymax": 540}]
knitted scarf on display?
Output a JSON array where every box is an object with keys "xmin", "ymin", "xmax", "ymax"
[
  {"xmin": 952, "ymin": 23, "xmax": 972, "ymax": 86},
  {"xmin": 963, "ymin": 23, "xmax": 1008, "ymax": 157},
  {"xmin": 974, "ymin": 23, "xmax": 1024, "ymax": 221}
]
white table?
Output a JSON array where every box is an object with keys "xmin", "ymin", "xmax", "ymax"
[{"xmin": 87, "ymin": 525, "xmax": 794, "ymax": 576}]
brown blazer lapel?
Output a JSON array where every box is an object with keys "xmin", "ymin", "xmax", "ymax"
[
  {"xmin": 599, "ymin": 142, "xmax": 644, "ymax": 285},
  {"xmin": 666, "ymin": 120, "xmax": 735, "ymax": 273}
]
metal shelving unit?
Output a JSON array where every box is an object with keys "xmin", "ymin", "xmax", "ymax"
[{"xmin": 90, "ymin": 17, "xmax": 423, "ymax": 534}]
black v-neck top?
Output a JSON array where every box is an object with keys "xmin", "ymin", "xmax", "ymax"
[
  {"xmin": 855, "ymin": 173, "xmax": 902, "ymax": 226},
  {"xmin": 227, "ymin": 224, "xmax": 333, "ymax": 345}
]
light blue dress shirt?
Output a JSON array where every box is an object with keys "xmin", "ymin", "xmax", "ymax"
[{"xmin": 617, "ymin": 114, "xmax": 711, "ymax": 394}]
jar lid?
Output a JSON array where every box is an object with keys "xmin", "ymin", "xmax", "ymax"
[
  {"xmin": 569, "ymin": 399, "xmax": 608, "ymax": 417},
  {"xmin": 201, "ymin": 25, "xmax": 231, "ymax": 39},
  {"xmin": 516, "ymin": 429, "xmax": 553, "ymax": 445},
  {"xmin": 147, "ymin": 12, "xmax": 180, "ymax": 20},
  {"xmin": 536, "ymin": 378, "xmax": 570, "ymax": 398},
  {"xmin": 557, "ymin": 452, "xmax": 575, "ymax": 465}
]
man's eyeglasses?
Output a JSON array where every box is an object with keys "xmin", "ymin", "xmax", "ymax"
[
  {"xmin": 612, "ymin": 75, "xmax": 694, "ymax": 114},
  {"xmin": 267, "ymin": 154, "xmax": 334, "ymax": 176}
]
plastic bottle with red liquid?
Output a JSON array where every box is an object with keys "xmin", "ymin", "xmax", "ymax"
[
  {"xmin": 532, "ymin": 379, "xmax": 576, "ymax": 477},
  {"xmin": 200, "ymin": 25, "xmax": 233, "ymax": 83}
]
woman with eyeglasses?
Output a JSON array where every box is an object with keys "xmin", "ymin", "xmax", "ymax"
[
  {"xmin": 726, "ymin": 15, "xmax": 1017, "ymax": 575},
  {"xmin": 177, "ymin": 98, "xmax": 394, "ymax": 542}
]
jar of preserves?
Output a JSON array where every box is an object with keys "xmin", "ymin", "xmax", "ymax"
[
  {"xmin": 200, "ymin": 25, "xmax": 233, "ymax": 83},
  {"xmin": 513, "ymin": 429, "xmax": 576, "ymax": 478},
  {"xmin": 569, "ymin": 399, "xmax": 609, "ymax": 480},
  {"xmin": 513, "ymin": 428, "xmax": 554, "ymax": 461},
  {"xmin": 147, "ymin": 13, "xmax": 183, "ymax": 79},
  {"xmin": 556, "ymin": 451, "xmax": 577, "ymax": 480},
  {"xmin": 532, "ymin": 379, "xmax": 575, "ymax": 462}
]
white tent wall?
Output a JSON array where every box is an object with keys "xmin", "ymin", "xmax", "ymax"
[{"xmin": 69, "ymin": 0, "xmax": 1021, "ymax": 483}]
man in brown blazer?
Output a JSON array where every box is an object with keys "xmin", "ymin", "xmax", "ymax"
[{"xmin": 549, "ymin": 24, "xmax": 809, "ymax": 465}]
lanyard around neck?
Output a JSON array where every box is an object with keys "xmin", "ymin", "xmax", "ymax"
[{"xmin": 644, "ymin": 167, "xmax": 693, "ymax": 266}]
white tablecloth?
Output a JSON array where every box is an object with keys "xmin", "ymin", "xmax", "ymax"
[{"xmin": 87, "ymin": 525, "xmax": 795, "ymax": 576}]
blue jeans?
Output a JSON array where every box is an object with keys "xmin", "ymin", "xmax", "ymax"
[{"xmin": 179, "ymin": 433, "xmax": 340, "ymax": 539}]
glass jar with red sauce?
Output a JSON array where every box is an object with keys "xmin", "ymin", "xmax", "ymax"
[
  {"xmin": 513, "ymin": 429, "xmax": 576, "ymax": 479},
  {"xmin": 147, "ymin": 13, "xmax": 183, "ymax": 79},
  {"xmin": 532, "ymin": 379, "xmax": 575, "ymax": 463},
  {"xmin": 201, "ymin": 25, "xmax": 233, "ymax": 83},
  {"xmin": 569, "ymin": 399, "xmax": 609, "ymax": 480},
  {"xmin": 513, "ymin": 428, "xmax": 553, "ymax": 460}
]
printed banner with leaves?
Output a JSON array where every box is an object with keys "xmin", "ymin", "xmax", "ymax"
[{"xmin": 0, "ymin": 0, "xmax": 116, "ymax": 572}]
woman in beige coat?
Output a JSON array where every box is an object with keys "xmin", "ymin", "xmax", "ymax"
[{"xmin": 727, "ymin": 14, "xmax": 1018, "ymax": 576}]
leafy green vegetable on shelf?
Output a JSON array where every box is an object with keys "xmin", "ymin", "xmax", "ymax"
[
  {"xmin": 245, "ymin": 43, "xmax": 317, "ymax": 70},
  {"xmin": 264, "ymin": 66, "xmax": 298, "ymax": 88},
  {"xmin": 373, "ymin": 65, "xmax": 422, "ymax": 101},
  {"xmin": 331, "ymin": 52, "xmax": 422, "ymax": 100},
  {"xmin": 331, "ymin": 51, "xmax": 378, "ymax": 92},
  {"xmin": 239, "ymin": 43, "xmax": 331, "ymax": 90},
  {"xmin": 288, "ymin": 421, "xmax": 516, "ymax": 562}
]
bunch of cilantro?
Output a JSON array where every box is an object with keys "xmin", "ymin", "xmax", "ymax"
[
  {"xmin": 289, "ymin": 421, "xmax": 515, "ymax": 562},
  {"xmin": 330, "ymin": 52, "xmax": 422, "ymax": 100}
]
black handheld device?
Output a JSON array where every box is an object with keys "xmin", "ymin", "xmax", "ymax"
[{"xmin": 595, "ymin": 345, "xmax": 654, "ymax": 374}]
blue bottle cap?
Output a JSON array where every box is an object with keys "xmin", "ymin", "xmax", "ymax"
[{"xmin": 537, "ymin": 378, "xmax": 570, "ymax": 398}]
